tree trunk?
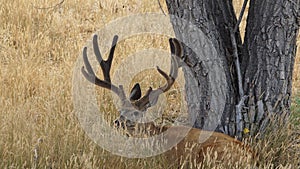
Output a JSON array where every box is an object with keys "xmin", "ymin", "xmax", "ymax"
[
  {"xmin": 165, "ymin": 0, "xmax": 299, "ymax": 138},
  {"xmin": 242, "ymin": 0, "xmax": 299, "ymax": 136}
]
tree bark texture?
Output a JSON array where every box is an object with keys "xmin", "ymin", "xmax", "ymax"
[
  {"xmin": 242, "ymin": 0, "xmax": 299, "ymax": 135},
  {"xmin": 165, "ymin": 0, "xmax": 299, "ymax": 138}
]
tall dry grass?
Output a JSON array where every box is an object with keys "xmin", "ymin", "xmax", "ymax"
[{"xmin": 0, "ymin": 0, "xmax": 299, "ymax": 168}]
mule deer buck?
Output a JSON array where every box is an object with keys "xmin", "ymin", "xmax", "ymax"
[{"xmin": 81, "ymin": 35, "xmax": 254, "ymax": 167}]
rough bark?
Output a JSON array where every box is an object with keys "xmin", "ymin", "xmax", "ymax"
[
  {"xmin": 242, "ymin": 0, "xmax": 299, "ymax": 136},
  {"xmin": 165, "ymin": 0, "xmax": 299, "ymax": 138},
  {"xmin": 165, "ymin": 0, "xmax": 241, "ymax": 135}
]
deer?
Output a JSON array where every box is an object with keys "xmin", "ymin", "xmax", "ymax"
[{"xmin": 81, "ymin": 35, "xmax": 254, "ymax": 168}]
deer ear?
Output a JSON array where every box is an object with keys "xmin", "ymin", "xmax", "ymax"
[{"xmin": 129, "ymin": 83, "xmax": 141, "ymax": 101}]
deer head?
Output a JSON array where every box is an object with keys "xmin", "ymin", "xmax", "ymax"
[{"xmin": 81, "ymin": 35, "xmax": 183, "ymax": 133}]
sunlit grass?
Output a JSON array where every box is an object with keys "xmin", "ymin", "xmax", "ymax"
[{"xmin": 0, "ymin": 0, "xmax": 299, "ymax": 168}]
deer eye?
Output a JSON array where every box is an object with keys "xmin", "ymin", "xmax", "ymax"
[{"xmin": 133, "ymin": 111, "xmax": 139, "ymax": 116}]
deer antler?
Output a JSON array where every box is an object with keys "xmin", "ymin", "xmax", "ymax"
[
  {"xmin": 81, "ymin": 35, "xmax": 128, "ymax": 104},
  {"xmin": 130, "ymin": 38, "xmax": 182, "ymax": 111},
  {"xmin": 81, "ymin": 35, "xmax": 183, "ymax": 111}
]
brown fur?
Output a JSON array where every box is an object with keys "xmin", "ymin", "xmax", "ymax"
[{"xmin": 124, "ymin": 122, "xmax": 254, "ymax": 167}]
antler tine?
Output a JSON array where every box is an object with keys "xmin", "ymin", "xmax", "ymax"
[
  {"xmin": 132, "ymin": 38, "xmax": 182, "ymax": 111},
  {"xmin": 81, "ymin": 35, "xmax": 120, "ymax": 95},
  {"xmin": 93, "ymin": 34, "xmax": 118, "ymax": 83},
  {"xmin": 169, "ymin": 38, "xmax": 182, "ymax": 77},
  {"xmin": 156, "ymin": 38, "xmax": 182, "ymax": 92}
]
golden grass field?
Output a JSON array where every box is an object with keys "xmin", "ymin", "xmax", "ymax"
[{"xmin": 0, "ymin": 0, "xmax": 299, "ymax": 168}]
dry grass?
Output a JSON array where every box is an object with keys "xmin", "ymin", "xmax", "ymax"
[{"xmin": 0, "ymin": 0, "xmax": 299, "ymax": 168}]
